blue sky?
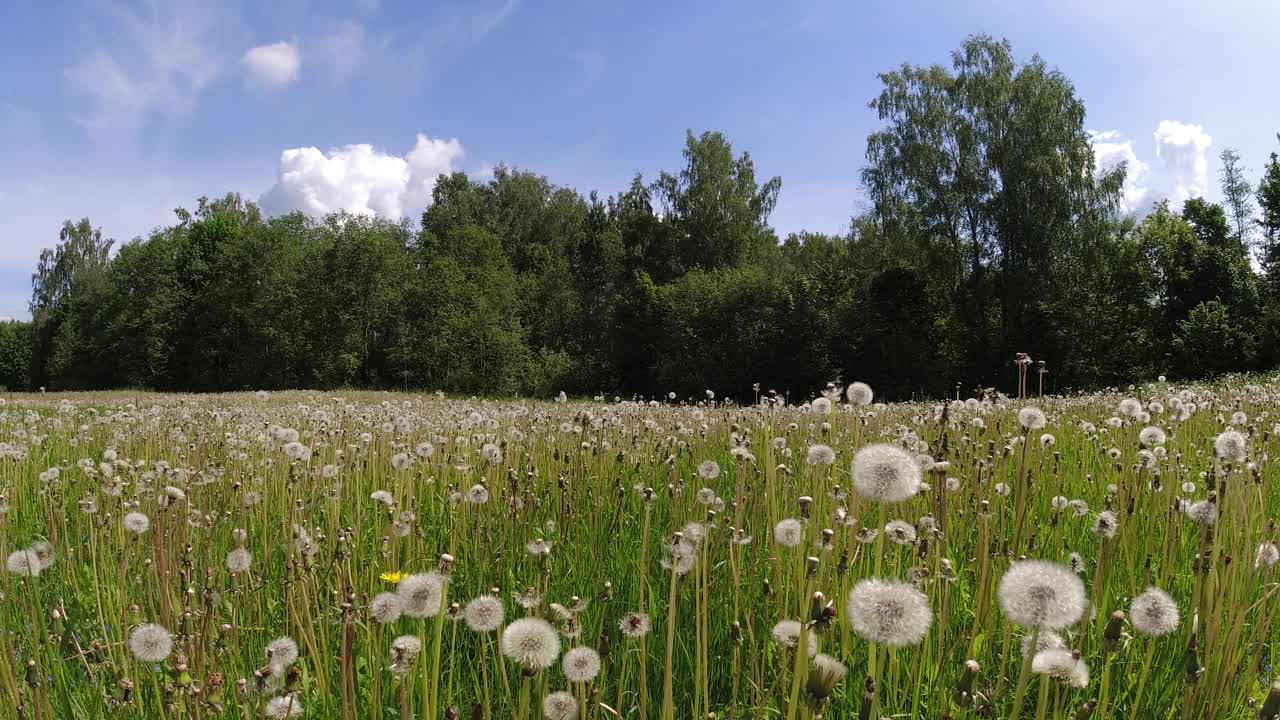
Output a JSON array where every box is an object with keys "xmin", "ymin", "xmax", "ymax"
[{"xmin": 3, "ymin": 0, "xmax": 1279, "ymax": 320}]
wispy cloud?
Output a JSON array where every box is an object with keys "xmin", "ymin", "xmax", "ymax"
[
  {"xmin": 471, "ymin": 0, "xmax": 521, "ymax": 39},
  {"xmin": 63, "ymin": 0, "xmax": 223, "ymax": 131}
]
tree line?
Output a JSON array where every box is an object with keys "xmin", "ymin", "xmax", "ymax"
[{"xmin": 5, "ymin": 35, "xmax": 1280, "ymax": 400}]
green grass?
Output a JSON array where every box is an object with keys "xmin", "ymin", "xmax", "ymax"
[{"xmin": 1, "ymin": 382, "xmax": 1278, "ymax": 719}]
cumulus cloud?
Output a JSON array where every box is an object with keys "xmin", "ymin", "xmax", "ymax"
[
  {"xmin": 259, "ymin": 134, "xmax": 464, "ymax": 219},
  {"xmin": 1153, "ymin": 120, "xmax": 1213, "ymax": 209},
  {"xmin": 243, "ymin": 41, "xmax": 301, "ymax": 89},
  {"xmin": 1089, "ymin": 130, "xmax": 1150, "ymax": 213},
  {"xmin": 1088, "ymin": 121, "xmax": 1215, "ymax": 215}
]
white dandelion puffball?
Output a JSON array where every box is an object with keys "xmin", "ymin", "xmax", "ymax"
[
  {"xmin": 501, "ymin": 617, "xmax": 561, "ymax": 671},
  {"xmin": 774, "ymin": 518, "xmax": 804, "ymax": 547},
  {"xmin": 464, "ymin": 595, "xmax": 505, "ymax": 633},
  {"xmin": 390, "ymin": 635, "xmax": 423, "ymax": 665},
  {"xmin": 29, "ymin": 540, "xmax": 54, "ymax": 571},
  {"xmin": 266, "ymin": 636, "xmax": 300, "ymax": 666},
  {"xmin": 847, "ymin": 382, "xmax": 874, "ymax": 406},
  {"xmin": 1185, "ymin": 499, "xmax": 1217, "ymax": 526},
  {"xmin": 543, "ymin": 690, "xmax": 579, "ymax": 720},
  {"xmin": 129, "ymin": 623, "xmax": 173, "ymax": 663},
  {"xmin": 1139, "ymin": 426, "xmax": 1166, "ymax": 447},
  {"xmin": 811, "ymin": 397, "xmax": 832, "ymax": 415},
  {"xmin": 1021, "ymin": 630, "xmax": 1066, "ymax": 657},
  {"xmin": 1017, "ymin": 407, "xmax": 1047, "ymax": 431},
  {"xmin": 226, "ymin": 548, "xmax": 253, "ymax": 575},
  {"xmin": 884, "ymin": 520, "xmax": 917, "ymax": 545},
  {"xmin": 1214, "ymin": 429, "xmax": 1247, "ymax": 463},
  {"xmin": 771, "ymin": 619, "xmax": 819, "ymax": 656},
  {"xmin": 466, "ymin": 484, "xmax": 490, "ymax": 504},
  {"xmin": 1092, "ymin": 511, "xmax": 1118, "ymax": 539},
  {"xmin": 807, "ymin": 444, "xmax": 836, "ymax": 466},
  {"xmin": 851, "ymin": 444, "xmax": 922, "ymax": 503},
  {"xmin": 123, "ymin": 511, "xmax": 151, "ymax": 535},
  {"xmin": 619, "ymin": 612, "xmax": 652, "ymax": 638},
  {"xmin": 808, "ymin": 651, "xmax": 849, "ymax": 690},
  {"xmin": 1129, "ymin": 587, "xmax": 1179, "ymax": 636},
  {"xmin": 264, "ymin": 695, "xmax": 304, "ymax": 719},
  {"xmin": 1118, "ymin": 397, "xmax": 1143, "ymax": 418},
  {"xmin": 846, "ymin": 578, "xmax": 933, "ymax": 647},
  {"xmin": 697, "ymin": 460, "xmax": 720, "ymax": 480},
  {"xmin": 6, "ymin": 549, "xmax": 41, "ymax": 577},
  {"xmin": 1256, "ymin": 543, "xmax": 1280, "ymax": 570},
  {"xmin": 397, "ymin": 572, "xmax": 446, "ymax": 618},
  {"xmin": 1032, "ymin": 649, "xmax": 1089, "ymax": 688},
  {"xmin": 998, "ymin": 560, "xmax": 1086, "ymax": 630},
  {"xmin": 370, "ymin": 592, "xmax": 404, "ymax": 624},
  {"xmin": 562, "ymin": 646, "xmax": 602, "ymax": 683}
]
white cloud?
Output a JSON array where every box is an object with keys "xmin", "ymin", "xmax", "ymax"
[
  {"xmin": 1089, "ymin": 129, "xmax": 1150, "ymax": 213},
  {"xmin": 260, "ymin": 133, "xmax": 464, "ymax": 219},
  {"xmin": 316, "ymin": 22, "xmax": 369, "ymax": 85},
  {"xmin": 471, "ymin": 0, "xmax": 521, "ymax": 38},
  {"xmin": 1087, "ymin": 121, "xmax": 1216, "ymax": 214},
  {"xmin": 1153, "ymin": 120, "xmax": 1213, "ymax": 209},
  {"xmin": 64, "ymin": 0, "xmax": 221, "ymax": 130},
  {"xmin": 243, "ymin": 41, "xmax": 301, "ymax": 89}
]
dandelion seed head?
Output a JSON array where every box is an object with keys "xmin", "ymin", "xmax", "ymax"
[
  {"xmin": 807, "ymin": 444, "xmax": 836, "ymax": 466},
  {"xmin": 1139, "ymin": 426, "xmax": 1167, "ymax": 447},
  {"xmin": 466, "ymin": 484, "xmax": 490, "ymax": 505},
  {"xmin": 998, "ymin": 560, "xmax": 1086, "ymax": 630},
  {"xmin": 1092, "ymin": 511, "xmax": 1118, "ymax": 539},
  {"xmin": 542, "ymin": 690, "xmax": 579, "ymax": 720},
  {"xmin": 1032, "ymin": 648, "xmax": 1088, "ymax": 688},
  {"xmin": 129, "ymin": 623, "xmax": 173, "ymax": 663},
  {"xmin": 390, "ymin": 634, "xmax": 423, "ymax": 667},
  {"xmin": 1215, "ymin": 429, "xmax": 1247, "ymax": 463},
  {"xmin": 266, "ymin": 637, "xmax": 300, "ymax": 666},
  {"xmin": 123, "ymin": 511, "xmax": 151, "ymax": 535},
  {"xmin": 500, "ymin": 617, "xmax": 561, "ymax": 671},
  {"xmin": 263, "ymin": 695, "xmax": 304, "ymax": 719},
  {"xmin": 370, "ymin": 592, "xmax": 404, "ymax": 624},
  {"xmin": 851, "ymin": 444, "xmax": 922, "ymax": 503},
  {"xmin": 464, "ymin": 595, "xmax": 505, "ymax": 633},
  {"xmin": 847, "ymin": 382, "xmax": 874, "ymax": 406},
  {"xmin": 398, "ymin": 572, "xmax": 445, "ymax": 618},
  {"xmin": 1021, "ymin": 630, "xmax": 1065, "ymax": 657},
  {"xmin": 6, "ymin": 549, "xmax": 40, "ymax": 577},
  {"xmin": 1017, "ymin": 407, "xmax": 1047, "ymax": 431},
  {"xmin": 1130, "ymin": 586, "xmax": 1179, "ymax": 636},
  {"xmin": 1186, "ymin": 499, "xmax": 1217, "ymax": 526},
  {"xmin": 771, "ymin": 620, "xmax": 818, "ymax": 656},
  {"xmin": 884, "ymin": 520, "xmax": 917, "ymax": 545},
  {"xmin": 561, "ymin": 646, "xmax": 601, "ymax": 683},
  {"xmin": 1256, "ymin": 543, "xmax": 1280, "ymax": 570},
  {"xmin": 773, "ymin": 518, "xmax": 804, "ymax": 548},
  {"xmin": 619, "ymin": 612, "xmax": 651, "ymax": 638},
  {"xmin": 226, "ymin": 548, "xmax": 253, "ymax": 575},
  {"xmin": 846, "ymin": 578, "xmax": 933, "ymax": 647}
]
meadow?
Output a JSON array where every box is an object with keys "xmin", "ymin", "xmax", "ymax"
[{"xmin": 2, "ymin": 379, "xmax": 1279, "ymax": 719}]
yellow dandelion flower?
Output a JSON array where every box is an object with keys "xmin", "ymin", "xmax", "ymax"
[{"xmin": 381, "ymin": 571, "xmax": 406, "ymax": 584}]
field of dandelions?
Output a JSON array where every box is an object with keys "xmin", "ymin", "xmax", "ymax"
[{"xmin": 3, "ymin": 378, "xmax": 1280, "ymax": 720}]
